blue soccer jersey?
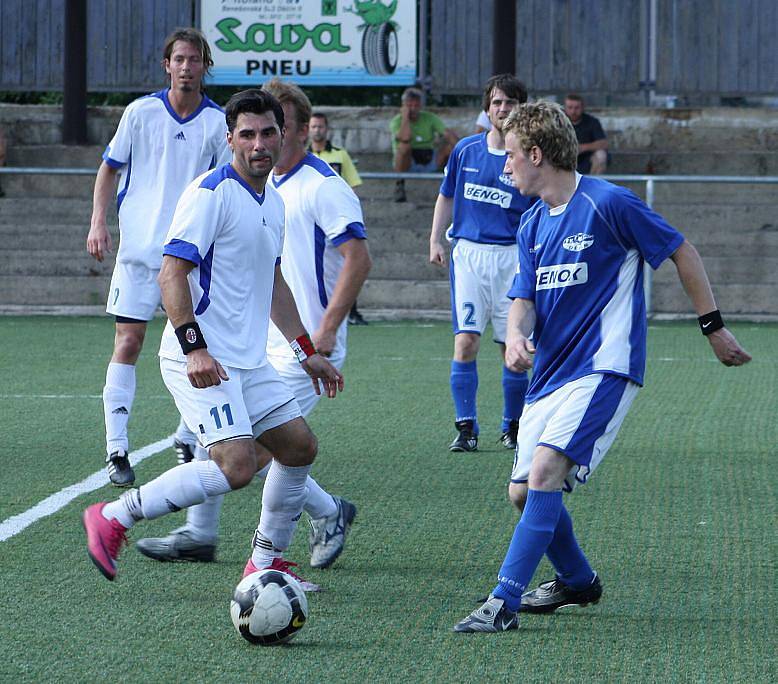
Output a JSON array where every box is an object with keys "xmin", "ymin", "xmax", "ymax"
[
  {"xmin": 440, "ymin": 134, "xmax": 535, "ymax": 245},
  {"xmin": 509, "ymin": 175, "xmax": 685, "ymax": 403}
]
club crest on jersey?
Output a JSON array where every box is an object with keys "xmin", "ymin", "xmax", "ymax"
[
  {"xmin": 563, "ymin": 233, "xmax": 594, "ymax": 252},
  {"xmin": 185, "ymin": 327, "xmax": 198, "ymax": 344},
  {"xmin": 463, "ymin": 182, "xmax": 511, "ymax": 208},
  {"xmin": 536, "ymin": 263, "xmax": 588, "ymax": 290},
  {"xmin": 498, "ymin": 173, "xmax": 515, "ymax": 188}
]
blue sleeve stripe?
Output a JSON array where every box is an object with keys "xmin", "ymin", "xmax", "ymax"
[
  {"xmin": 194, "ymin": 243, "xmax": 215, "ymax": 315},
  {"xmin": 102, "ymin": 147, "xmax": 125, "ymax": 169},
  {"xmin": 331, "ymin": 222, "xmax": 367, "ymax": 246},
  {"xmin": 164, "ymin": 239, "xmax": 201, "ymax": 265},
  {"xmin": 275, "ymin": 257, "xmax": 282, "ymax": 265}
]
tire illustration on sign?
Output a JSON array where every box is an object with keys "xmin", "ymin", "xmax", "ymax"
[{"xmin": 348, "ymin": 0, "xmax": 399, "ymax": 75}]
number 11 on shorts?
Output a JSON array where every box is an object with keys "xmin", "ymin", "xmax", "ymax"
[{"xmin": 209, "ymin": 403, "xmax": 234, "ymax": 430}]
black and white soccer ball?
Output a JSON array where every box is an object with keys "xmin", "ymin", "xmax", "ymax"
[{"xmin": 230, "ymin": 569, "xmax": 308, "ymax": 646}]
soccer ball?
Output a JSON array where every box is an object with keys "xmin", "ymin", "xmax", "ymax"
[{"xmin": 230, "ymin": 569, "xmax": 308, "ymax": 646}]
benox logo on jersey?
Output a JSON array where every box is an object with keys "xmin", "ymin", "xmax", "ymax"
[
  {"xmin": 536, "ymin": 263, "xmax": 588, "ymax": 290},
  {"xmin": 463, "ymin": 183, "xmax": 511, "ymax": 208},
  {"xmin": 562, "ymin": 233, "xmax": 594, "ymax": 252}
]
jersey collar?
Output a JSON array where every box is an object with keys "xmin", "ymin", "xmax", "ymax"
[
  {"xmin": 226, "ymin": 164, "xmax": 266, "ymax": 205},
  {"xmin": 156, "ymin": 88, "xmax": 211, "ymax": 125},
  {"xmin": 271, "ymin": 152, "xmax": 313, "ymax": 188}
]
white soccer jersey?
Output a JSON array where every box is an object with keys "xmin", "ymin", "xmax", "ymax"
[
  {"xmin": 102, "ymin": 89, "xmax": 229, "ymax": 269},
  {"xmin": 266, "ymin": 153, "xmax": 366, "ymax": 359},
  {"xmin": 158, "ymin": 164, "xmax": 286, "ymax": 369}
]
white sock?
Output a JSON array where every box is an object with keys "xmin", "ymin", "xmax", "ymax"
[
  {"xmin": 103, "ymin": 362, "xmax": 136, "ymax": 455},
  {"xmin": 252, "ymin": 461, "xmax": 311, "ymax": 566},
  {"xmin": 255, "ymin": 466, "xmax": 334, "ymax": 519},
  {"xmin": 303, "ymin": 477, "xmax": 338, "ymax": 519},
  {"xmin": 174, "ymin": 417, "xmax": 197, "ymax": 445},
  {"xmin": 103, "ymin": 460, "xmax": 231, "ymax": 529},
  {"xmin": 184, "ymin": 445, "xmax": 223, "ymax": 542}
]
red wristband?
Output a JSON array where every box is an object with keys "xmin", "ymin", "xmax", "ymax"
[{"xmin": 290, "ymin": 334, "xmax": 316, "ymax": 363}]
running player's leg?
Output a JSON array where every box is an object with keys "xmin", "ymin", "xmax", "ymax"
[
  {"xmin": 464, "ymin": 375, "xmax": 638, "ymax": 624},
  {"xmin": 84, "ymin": 361, "xmax": 257, "ymax": 580}
]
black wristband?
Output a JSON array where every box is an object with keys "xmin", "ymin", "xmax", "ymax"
[
  {"xmin": 175, "ymin": 321, "xmax": 207, "ymax": 354},
  {"xmin": 698, "ymin": 309, "xmax": 724, "ymax": 336}
]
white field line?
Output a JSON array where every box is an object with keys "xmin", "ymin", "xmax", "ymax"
[{"xmin": 0, "ymin": 435, "xmax": 173, "ymax": 542}]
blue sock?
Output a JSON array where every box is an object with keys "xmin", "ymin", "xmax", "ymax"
[
  {"xmin": 501, "ymin": 366, "xmax": 528, "ymax": 431},
  {"xmin": 545, "ymin": 504, "xmax": 595, "ymax": 589},
  {"xmin": 492, "ymin": 489, "xmax": 562, "ymax": 612},
  {"xmin": 450, "ymin": 360, "xmax": 478, "ymax": 430}
]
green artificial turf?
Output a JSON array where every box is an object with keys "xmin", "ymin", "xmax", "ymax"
[{"xmin": 0, "ymin": 317, "xmax": 774, "ymax": 682}]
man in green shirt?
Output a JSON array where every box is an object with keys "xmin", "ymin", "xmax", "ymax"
[{"xmin": 390, "ymin": 87, "xmax": 458, "ymax": 202}]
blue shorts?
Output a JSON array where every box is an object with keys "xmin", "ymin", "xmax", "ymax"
[{"xmin": 510, "ymin": 373, "xmax": 639, "ymax": 491}]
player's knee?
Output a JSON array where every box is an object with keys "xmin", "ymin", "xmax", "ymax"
[
  {"xmin": 114, "ymin": 328, "xmax": 145, "ymax": 361},
  {"xmin": 508, "ymin": 482, "xmax": 528, "ymax": 511},
  {"xmin": 214, "ymin": 445, "xmax": 257, "ymax": 489},
  {"xmin": 454, "ymin": 334, "xmax": 480, "ymax": 361},
  {"xmin": 277, "ymin": 430, "xmax": 318, "ymax": 467}
]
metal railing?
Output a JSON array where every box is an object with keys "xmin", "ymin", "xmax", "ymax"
[{"xmin": 3, "ymin": 167, "xmax": 777, "ymax": 313}]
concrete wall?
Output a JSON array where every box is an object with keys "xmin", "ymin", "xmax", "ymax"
[{"xmin": 1, "ymin": 104, "xmax": 776, "ymax": 318}]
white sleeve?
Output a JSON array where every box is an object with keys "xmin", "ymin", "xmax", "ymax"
[
  {"xmin": 162, "ymin": 181, "xmax": 222, "ymax": 264},
  {"xmin": 476, "ymin": 110, "xmax": 491, "ymax": 129},
  {"xmin": 313, "ymin": 176, "xmax": 366, "ymax": 245},
  {"xmin": 103, "ymin": 104, "xmax": 135, "ymax": 167}
]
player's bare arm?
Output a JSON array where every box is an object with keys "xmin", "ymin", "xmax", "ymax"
[
  {"xmin": 314, "ymin": 239, "xmax": 372, "ymax": 355},
  {"xmin": 670, "ymin": 239, "xmax": 752, "ymax": 366},
  {"xmin": 505, "ymin": 297, "xmax": 537, "ymax": 372},
  {"xmin": 429, "ymin": 194, "xmax": 454, "ymax": 266},
  {"xmin": 158, "ymin": 254, "xmax": 229, "ymax": 388},
  {"xmin": 270, "ymin": 263, "xmax": 344, "ymax": 398},
  {"xmin": 87, "ymin": 161, "xmax": 119, "ymax": 262}
]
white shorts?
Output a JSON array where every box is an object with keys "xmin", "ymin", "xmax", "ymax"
[
  {"xmin": 160, "ymin": 357, "xmax": 302, "ymax": 449},
  {"xmin": 449, "ymin": 239, "xmax": 516, "ymax": 343},
  {"xmin": 106, "ymin": 262, "xmax": 161, "ymax": 321},
  {"xmin": 267, "ymin": 348, "xmax": 346, "ymax": 417},
  {"xmin": 510, "ymin": 373, "xmax": 639, "ymax": 492}
]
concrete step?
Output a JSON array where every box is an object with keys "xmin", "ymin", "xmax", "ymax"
[
  {"xmin": 0, "ymin": 275, "xmax": 110, "ymax": 306},
  {"xmin": 362, "ymin": 225, "xmax": 433, "ymax": 253},
  {"xmin": 359, "ymin": 278, "xmax": 449, "ymax": 309},
  {"xmin": 0, "ymin": 172, "xmax": 96, "ymax": 198},
  {"xmin": 0, "ymin": 224, "xmax": 118, "ymax": 251},
  {"xmin": 653, "ymin": 256, "xmax": 778, "ymax": 285},
  {"xmin": 6, "ymin": 145, "xmax": 104, "ymax": 168},
  {"xmin": 0, "ymin": 198, "xmax": 110, "ymax": 223},
  {"xmin": 367, "ymin": 251, "xmax": 448, "ymax": 281},
  {"xmin": 0, "ymin": 250, "xmax": 115, "ymax": 277},
  {"xmin": 651, "ymin": 281, "xmax": 778, "ymax": 316}
]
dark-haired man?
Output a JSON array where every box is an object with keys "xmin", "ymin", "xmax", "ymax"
[
  {"xmin": 429, "ymin": 74, "xmax": 534, "ymax": 453},
  {"xmin": 87, "ymin": 28, "xmax": 229, "ymax": 486},
  {"xmin": 83, "ymin": 89, "xmax": 344, "ymax": 587}
]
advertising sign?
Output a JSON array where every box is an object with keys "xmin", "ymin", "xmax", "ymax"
[{"xmin": 201, "ymin": 0, "xmax": 417, "ymax": 86}]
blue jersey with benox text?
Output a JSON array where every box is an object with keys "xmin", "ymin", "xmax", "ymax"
[
  {"xmin": 440, "ymin": 133, "xmax": 534, "ymax": 245},
  {"xmin": 508, "ymin": 175, "xmax": 685, "ymax": 403}
]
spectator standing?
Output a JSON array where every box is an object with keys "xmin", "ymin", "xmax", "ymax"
[
  {"xmin": 390, "ymin": 87, "xmax": 458, "ymax": 202},
  {"xmin": 308, "ymin": 112, "xmax": 368, "ymax": 325},
  {"xmin": 564, "ymin": 94, "xmax": 608, "ymax": 175}
]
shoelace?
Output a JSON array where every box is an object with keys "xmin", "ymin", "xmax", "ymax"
[
  {"xmin": 270, "ymin": 558, "xmax": 306, "ymax": 582},
  {"xmin": 106, "ymin": 520, "xmax": 128, "ymax": 559}
]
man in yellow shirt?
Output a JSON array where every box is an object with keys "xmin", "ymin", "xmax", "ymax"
[{"xmin": 308, "ymin": 112, "xmax": 368, "ymax": 325}]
